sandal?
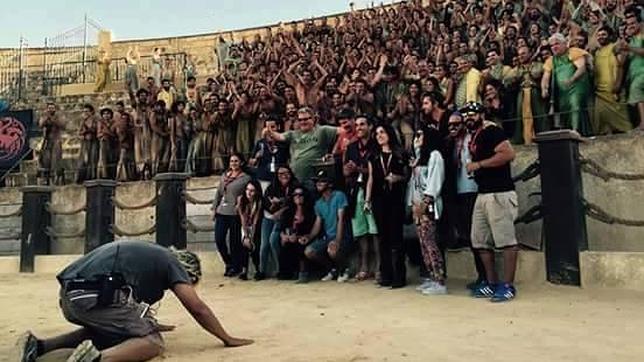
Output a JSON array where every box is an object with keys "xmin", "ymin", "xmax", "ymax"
[{"xmin": 356, "ymin": 271, "xmax": 369, "ymax": 281}]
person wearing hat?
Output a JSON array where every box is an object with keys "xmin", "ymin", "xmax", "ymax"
[
  {"xmin": 462, "ymin": 101, "xmax": 519, "ymax": 302},
  {"xmin": 297, "ymin": 170, "xmax": 352, "ymax": 283},
  {"xmin": 97, "ymin": 107, "xmax": 116, "ymax": 179},
  {"xmin": 16, "ymin": 241, "xmax": 253, "ymax": 362}
]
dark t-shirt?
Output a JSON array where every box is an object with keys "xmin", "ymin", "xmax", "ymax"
[
  {"xmin": 251, "ymin": 139, "xmax": 289, "ymax": 182},
  {"xmin": 57, "ymin": 241, "xmax": 191, "ymax": 304},
  {"xmin": 470, "ymin": 124, "xmax": 515, "ymax": 194}
]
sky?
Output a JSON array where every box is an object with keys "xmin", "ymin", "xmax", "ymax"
[{"xmin": 0, "ymin": 0, "xmax": 361, "ymax": 48}]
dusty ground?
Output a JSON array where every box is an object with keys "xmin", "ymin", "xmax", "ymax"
[{"xmin": 1, "ymin": 274, "xmax": 643, "ymax": 362}]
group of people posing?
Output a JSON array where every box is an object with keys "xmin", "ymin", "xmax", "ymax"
[
  {"xmin": 37, "ymin": 0, "xmax": 643, "ymax": 185},
  {"xmin": 211, "ymin": 100, "xmax": 519, "ymax": 303}
]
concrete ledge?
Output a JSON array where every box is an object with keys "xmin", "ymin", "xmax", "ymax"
[
  {"xmin": 0, "ymin": 252, "xmax": 222, "ymax": 277},
  {"xmin": 581, "ymin": 251, "xmax": 644, "ymax": 291},
  {"xmin": 1, "ymin": 251, "xmax": 642, "ymax": 292},
  {"xmin": 446, "ymin": 250, "xmax": 546, "ymax": 285}
]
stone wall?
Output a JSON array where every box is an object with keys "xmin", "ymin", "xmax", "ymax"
[
  {"xmin": 513, "ymin": 133, "xmax": 644, "ymax": 252},
  {"xmin": 0, "ymin": 133, "xmax": 643, "ymax": 255}
]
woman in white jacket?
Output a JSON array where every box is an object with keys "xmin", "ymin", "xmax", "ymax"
[{"xmin": 408, "ymin": 126, "xmax": 447, "ymax": 295}]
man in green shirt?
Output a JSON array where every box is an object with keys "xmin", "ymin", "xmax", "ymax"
[
  {"xmin": 619, "ymin": 11, "xmax": 644, "ymax": 130},
  {"xmin": 265, "ymin": 107, "xmax": 342, "ymax": 188}
]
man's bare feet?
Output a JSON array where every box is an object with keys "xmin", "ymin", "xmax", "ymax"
[{"xmin": 224, "ymin": 337, "xmax": 254, "ymax": 348}]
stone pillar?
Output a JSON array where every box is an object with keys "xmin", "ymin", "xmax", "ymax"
[
  {"xmin": 20, "ymin": 186, "xmax": 52, "ymax": 273},
  {"xmin": 535, "ymin": 130, "xmax": 587, "ymax": 286},
  {"xmin": 154, "ymin": 173, "xmax": 188, "ymax": 248},
  {"xmin": 84, "ymin": 180, "xmax": 116, "ymax": 253}
]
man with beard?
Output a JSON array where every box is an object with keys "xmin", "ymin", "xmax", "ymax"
[
  {"xmin": 284, "ymin": 59, "xmax": 329, "ymax": 108},
  {"xmin": 345, "ymin": 79, "xmax": 375, "ymax": 118},
  {"xmin": 149, "ymin": 100, "xmax": 170, "ymax": 176},
  {"xmin": 541, "ymin": 33, "xmax": 593, "ymax": 135},
  {"xmin": 38, "ymin": 102, "xmax": 65, "ymax": 185},
  {"xmin": 420, "ymin": 92, "xmax": 448, "ymax": 138},
  {"xmin": 97, "ymin": 108, "xmax": 116, "ymax": 180},
  {"xmin": 508, "ymin": 45, "xmax": 547, "ymax": 145},
  {"xmin": 343, "ymin": 115, "xmax": 379, "ymax": 282},
  {"xmin": 462, "ymin": 102, "xmax": 519, "ymax": 302},
  {"xmin": 481, "ymin": 48, "xmax": 512, "ymax": 87},
  {"xmin": 283, "ymin": 102, "xmax": 298, "ymax": 131},
  {"xmin": 592, "ymin": 26, "xmax": 632, "ymax": 134},
  {"xmin": 76, "ymin": 104, "xmax": 98, "ymax": 183},
  {"xmin": 133, "ymin": 89, "xmax": 152, "ymax": 180},
  {"xmin": 441, "ymin": 110, "xmax": 486, "ymax": 290},
  {"xmin": 157, "ymin": 79, "xmax": 175, "ymax": 111},
  {"xmin": 604, "ymin": 0, "xmax": 624, "ymax": 33},
  {"xmin": 144, "ymin": 77, "xmax": 159, "ymax": 106},
  {"xmin": 212, "ymin": 99, "xmax": 234, "ymax": 172}
]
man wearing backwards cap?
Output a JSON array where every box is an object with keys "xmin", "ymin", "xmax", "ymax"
[
  {"xmin": 16, "ymin": 240, "xmax": 253, "ymax": 362},
  {"xmin": 462, "ymin": 102, "xmax": 520, "ymax": 303},
  {"xmin": 298, "ymin": 170, "xmax": 353, "ymax": 283}
]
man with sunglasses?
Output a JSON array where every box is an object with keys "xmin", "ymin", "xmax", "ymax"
[
  {"xmin": 263, "ymin": 107, "xmax": 343, "ymax": 190},
  {"xmin": 462, "ymin": 102, "xmax": 519, "ymax": 303},
  {"xmin": 443, "ymin": 111, "xmax": 486, "ymax": 291}
]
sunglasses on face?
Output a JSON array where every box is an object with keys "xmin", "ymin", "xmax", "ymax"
[{"xmin": 298, "ymin": 117, "xmax": 312, "ymax": 122}]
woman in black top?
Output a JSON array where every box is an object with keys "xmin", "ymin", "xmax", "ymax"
[
  {"xmin": 365, "ymin": 124, "xmax": 409, "ymax": 288},
  {"xmin": 260, "ymin": 165, "xmax": 300, "ymax": 279},
  {"xmin": 279, "ymin": 186, "xmax": 316, "ymax": 282}
]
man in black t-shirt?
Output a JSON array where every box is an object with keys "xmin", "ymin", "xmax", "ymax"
[
  {"xmin": 462, "ymin": 102, "xmax": 519, "ymax": 303},
  {"xmin": 17, "ymin": 241, "xmax": 253, "ymax": 362}
]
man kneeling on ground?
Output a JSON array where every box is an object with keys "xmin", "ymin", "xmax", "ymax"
[{"xmin": 17, "ymin": 240, "xmax": 253, "ymax": 362}]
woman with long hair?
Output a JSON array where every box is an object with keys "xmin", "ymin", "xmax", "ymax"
[
  {"xmin": 279, "ymin": 186, "xmax": 316, "ymax": 283},
  {"xmin": 212, "ymin": 152, "xmax": 252, "ymax": 277},
  {"xmin": 260, "ymin": 165, "xmax": 299, "ymax": 279},
  {"xmin": 237, "ymin": 179, "xmax": 264, "ymax": 280},
  {"xmin": 408, "ymin": 127, "xmax": 447, "ymax": 295},
  {"xmin": 365, "ymin": 124, "xmax": 409, "ymax": 288}
]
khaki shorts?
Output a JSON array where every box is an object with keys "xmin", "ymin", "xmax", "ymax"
[
  {"xmin": 60, "ymin": 288, "xmax": 164, "ymax": 349},
  {"xmin": 471, "ymin": 191, "xmax": 518, "ymax": 250}
]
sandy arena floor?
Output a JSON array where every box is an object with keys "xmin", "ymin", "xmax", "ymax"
[{"xmin": 1, "ymin": 273, "xmax": 643, "ymax": 362}]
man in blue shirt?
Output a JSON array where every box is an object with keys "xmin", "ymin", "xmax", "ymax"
[{"xmin": 298, "ymin": 170, "xmax": 353, "ymax": 282}]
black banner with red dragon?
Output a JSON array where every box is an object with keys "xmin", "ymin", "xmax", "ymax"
[{"xmin": 0, "ymin": 110, "xmax": 33, "ymax": 179}]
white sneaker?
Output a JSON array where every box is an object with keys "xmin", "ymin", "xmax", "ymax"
[
  {"xmin": 337, "ymin": 270, "xmax": 350, "ymax": 283},
  {"xmin": 421, "ymin": 283, "xmax": 448, "ymax": 295},
  {"xmin": 416, "ymin": 279, "xmax": 433, "ymax": 291},
  {"xmin": 321, "ymin": 270, "xmax": 337, "ymax": 282}
]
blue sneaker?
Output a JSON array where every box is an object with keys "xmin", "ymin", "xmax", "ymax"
[
  {"xmin": 472, "ymin": 282, "xmax": 496, "ymax": 298},
  {"xmin": 466, "ymin": 279, "xmax": 486, "ymax": 291},
  {"xmin": 491, "ymin": 283, "xmax": 517, "ymax": 303}
]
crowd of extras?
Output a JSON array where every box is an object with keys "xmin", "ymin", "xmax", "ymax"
[{"xmin": 35, "ymin": 0, "xmax": 643, "ymax": 300}]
